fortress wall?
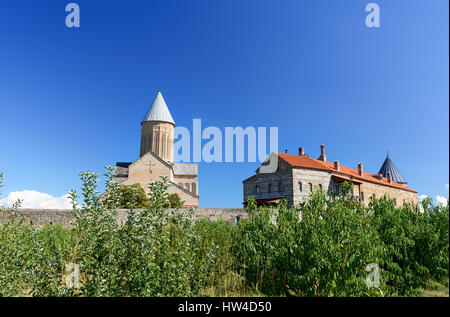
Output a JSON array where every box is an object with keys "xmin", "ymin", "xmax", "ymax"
[{"xmin": 0, "ymin": 208, "xmax": 248, "ymax": 228}]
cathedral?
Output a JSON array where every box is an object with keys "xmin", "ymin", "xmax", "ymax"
[{"xmin": 113, "ymin": 91, "xmax": 199, "ymax": 208}]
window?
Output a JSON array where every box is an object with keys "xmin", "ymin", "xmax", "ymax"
[
  {"xmin": 361, "ymin": 192, "xmax": 365, "ymax": 202},
  {"xmin": 185, "ymin": 183, "xmax": 190, "ymax": 191},
  {"xmin": 394, "ymin": 198, "xmax": 397, "ymax": 206},
  {"xmin": 318, "ymin": 184, "xmax": 322, "ymax": 191},
  {"xmin": 268, "ymin": 183, "xmax": 272, "ymax": 193},
  {"xmin": 191, "ymin": 183, "xmax": 197, "ymax": 195},
  {"xmin": 309, "ymin": 183, "xmax": 313, "ymax": 192},
  {"xmin": 256, "ymin": 185, "xmax": 260, "ymax": 194},
  {"xmin": 298, "ymin": 182, "xmax": 302, "ymax": 192}
]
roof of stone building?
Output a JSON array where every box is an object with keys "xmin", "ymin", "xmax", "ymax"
[
  {"xmin": 277, "ymin": 153, "xmax": 416, "ymax": 193},
  {"xmin": 142, "ymin": 91, "xmax": 175, "ymax": 125},
  {"xmin": 113, "ymin": 162, "xmax": 132, "ymax": 177},
  {"xmin": 378, "ymin": 154, "xmax": 407, "ymax": 184}
]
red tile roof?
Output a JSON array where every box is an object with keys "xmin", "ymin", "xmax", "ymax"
[{"xmin": 277, "ymin": 153, "xmax": 417, "ymax": 193}]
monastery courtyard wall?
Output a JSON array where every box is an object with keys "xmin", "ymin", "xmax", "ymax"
[{"xmin": 0, "ymin": 208, "xmax": 248, "ymax": 228}]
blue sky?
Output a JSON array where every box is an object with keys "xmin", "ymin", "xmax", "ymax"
[{"xmin": 0, "ymin": 0, "xmax": 448, "ymax": 208}]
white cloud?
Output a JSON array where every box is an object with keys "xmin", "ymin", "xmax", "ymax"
[
  {"xmin": 436, "ymin": 195, "xmax": 448, "ymax": 207},
  {"xmin": 418, "ymin": 194, "xmax": 428, "ymax": 202},
  {"xmin": 1, "ymin": 190, "xmax": 72, "ymax": 209}
]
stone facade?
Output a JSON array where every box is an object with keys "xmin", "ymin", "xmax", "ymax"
[
  {"xmin": 243, "ymin": 155, "xmax": 295, "ymax": 205},
  {"xmin": 292, "ymin": 168, "xmax": 333, "ymax": 205},
  {"xmin": 359, "ymin": 181, "xmax": 418, "ymax": 206},
  {"xmin": 140, "ymin": 121, "xmax": 175, "ymax": 162},
  {"xmin": 243, "ymin": 149, "xmax": 418, "ymax": 207}
]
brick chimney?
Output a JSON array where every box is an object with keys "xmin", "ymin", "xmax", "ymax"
[
  {"xmin": 318, "ymin": 144, "xmax": 326, "ymax": 161},
  {"xmin": 298, "ymin": 147, "xmax": 304, "ymax": 155},
  {"xmin": 334, "ymin": 161, "xmax": 340, "ymax": 171},
  {"xmin": 358, "ymin": 163, "xmax": 364, "ymax": 177},
  {"xmin": 387, "ymin": 172, "xmax": 392, "ymax": 184}
]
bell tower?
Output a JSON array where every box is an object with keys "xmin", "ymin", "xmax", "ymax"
[{"xmin": 140, "ymin": 91, "xmax": 175, "ymax": 163}]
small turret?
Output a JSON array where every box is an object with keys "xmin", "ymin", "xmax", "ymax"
[{"xmin": 378, "ymin": 154, "xmax": 407, "ymax": 184}]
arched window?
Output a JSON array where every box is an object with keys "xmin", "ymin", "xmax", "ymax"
[
  {"xmin": 298, "ymin": 182, "xmax": 302, "ymax": 192},
  {"xmin": 185, "ymin": 183, "xmax": 190, "ymax": 192},
  {"xmin": 318, "ymin": 184, "xmax": 322, "ymax": 191},
  {"xmin": 309, "ymin": 183, "xmax": 313, "ymax": 192},
  {"xmin": 191, "ymin": 183, "xmax": 197, "ymax": 195}
]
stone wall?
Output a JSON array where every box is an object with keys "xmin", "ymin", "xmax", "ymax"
[
  {"xmin": 292, "ymin": 168, "xmax": 332, "ymax": 205},
  {"xmin": 0, "ymin": 208, "xmax": 248, "ymax": 228},
  {"xmin": 359, "ymin": 181, "xmax": 418, "ymax": 206}
]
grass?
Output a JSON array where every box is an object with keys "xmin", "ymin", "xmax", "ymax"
[{"xmin": 419, "ymin": 278, "xmax": 449, "ymax": 297}]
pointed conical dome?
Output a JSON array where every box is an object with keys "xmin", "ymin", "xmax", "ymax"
[
  {"xmin": 378, "ymin": 154, "xmax": 407, "ymax": 184},
  {"xmin": 141, "ymin": 91, "xmax": 175, "ymax": 125}
]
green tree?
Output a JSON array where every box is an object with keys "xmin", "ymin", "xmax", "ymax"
[
  {"xmin": 118, "ymin": 183, "xmax": 149, "ymax": 209},
  {"xmin": 166, "ymin": 193, "xmax": 184, "ymax": 208}
]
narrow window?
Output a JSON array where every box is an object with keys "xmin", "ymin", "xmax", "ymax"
[
  {"xmin": 318, "ymin": 184, "xmax": 322, "ymax": 191},
  {"xmin": 268, "ymin": 183, "xmax": 272, "ymax": 193},
  {"xmin": 309, "ymin": 183, "xmax": 313, "ymax": 192},
  {"xmin": 298, "ymin": 182, "xmax": 302, "ymax": 192},
  {"xmin": 394, "ymin": 198, "xmax": 397, "ymax": 206},
  {"xmin": 361, "ymin": 192, "xmax": 365, "ymax": 202},
  {"xmin": 191, "ymin": 183, "xmax": 197, "ymax": 195},
  {"xmin": 256, "ymin": 185, "xmax": 260, "ymax": 194},
  {"xmin": 185, "ymin": 183, "xmax": 190, "ymax": 191}
]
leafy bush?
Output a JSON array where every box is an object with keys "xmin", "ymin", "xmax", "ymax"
[
  {"xmin": 64, "ymin": 168, "xmax": 219, "ymax": 296},
  {"xmin": 166, "ymin": 193, "xmax": 184, "ymax": 208},
  {"xmin": 117, "ymin": 183, "xmax": 149, "ymax": 209},
  {"xmin": 235, "ymin": 184, "xmax": 385, "ymax": 296},
  {"xmin": 0, "ymin": 171, "xmax": 448, "ymax": 297},
  {"xmin": 234, "ymin": 183, "xmax": 449, "ymax": 296}
]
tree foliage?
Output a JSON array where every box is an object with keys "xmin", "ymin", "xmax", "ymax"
[
  {"xmin": 0, "ymin": 172, "xmax": 448, "ymax": 297},
  {"xmin": 118, "ymin": 183, "xmax": 149, "ymax": 209}
]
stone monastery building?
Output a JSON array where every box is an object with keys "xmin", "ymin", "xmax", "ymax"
[
  {"xmin": 113, "ymin": 91, "xmax": 199, "ymax": 208},
  {"xmin": 243, "ymin": 145, "xmax": 418, "ymax": 207}
]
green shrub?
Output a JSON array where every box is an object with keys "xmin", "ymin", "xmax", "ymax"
[
  {"xmin": 166, "ymin": 193, "xmax": 184, "ymax": 208},
  {"xmin": 118, "ymin": 183, "xmax": 149, "ymax": 209},
  {"xmin": 0, "ymin": 171, "xmax": 448, "ymax": 297},
  {"xmin": 235, "ymin": 184, "xmax": 385, "ymax": 296},
  {"xmin": 234, "ymin": 183, "xmax": 449, "ymax": 297}
]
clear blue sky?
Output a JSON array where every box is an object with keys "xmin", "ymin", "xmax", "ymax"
[{"xmin": 0, "ymin": 0, "xmax": 448, "ymax": 207}]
